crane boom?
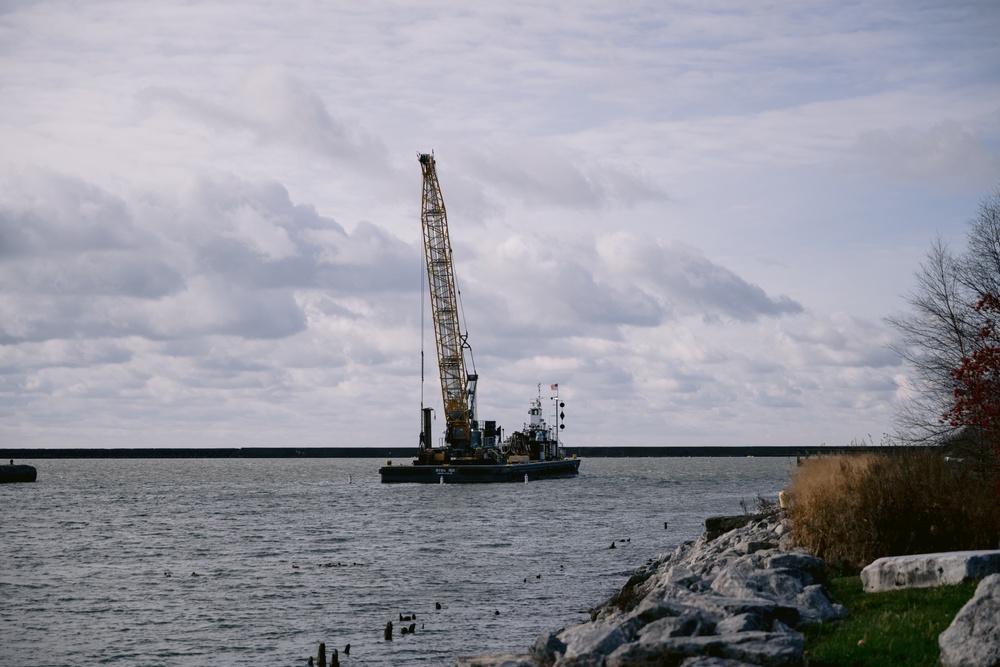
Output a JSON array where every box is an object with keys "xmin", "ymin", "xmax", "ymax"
[
  {"xmin": 419, "ymin": 153, "xmax": 474, "ymax": 448},
  {"xmin": 378, "ymin": 153, "xmax": 580, "ymax": 481}
]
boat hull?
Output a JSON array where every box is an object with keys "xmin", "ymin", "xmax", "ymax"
[
  {"xmin": 379, "ymin": 457, "xmax": 580, "ymax": 484},
  {"xmin": 0, "ymin": 464, "xmax": 37, "ymax": 483}
]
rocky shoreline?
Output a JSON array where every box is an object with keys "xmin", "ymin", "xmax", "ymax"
[{"xmin": 458, "ymin": 512, "xmax": 844, "ymax": 667}]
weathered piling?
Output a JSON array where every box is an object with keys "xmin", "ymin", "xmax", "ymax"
[{"xmin": 317, "ymin": 642, "xmax": 326, "ymax": 667}]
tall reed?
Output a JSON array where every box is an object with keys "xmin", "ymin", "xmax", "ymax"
[{"xmin": 789, "ymin": 449, "xmax": 1000, "ymax": 572}]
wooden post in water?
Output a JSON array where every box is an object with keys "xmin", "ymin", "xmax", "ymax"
[
  {"xmin": 318, "ymin": 642, "xmax": 326, "ymax": 667},
  {"xmin": 384, "ymin": 620, "xmax": 393, "ymax": 640}
]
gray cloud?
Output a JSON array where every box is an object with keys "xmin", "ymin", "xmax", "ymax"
[
  {"xmin": 0, "ymin": 169, "xmax": 417, "ymax": 345},
  {"xmin": 137, "ymin": 67, "xmax": 393, "ymax": 176},
  {"xmin": 596, "ymin": 234, "xmax": 803, "ymax": 323},
  {"xmin": 1, "ymin": 0, "xmax": 985, "ymax": 448},
  {"xmin": 850, "ymin": 116, "xmax": 1000, "ymax": 193},
  {"xmin": 445, "ymin": 143, "xmax": 669, "ymax": 218},
  {"xmin": 453, "ymin": 231, "xmax": 804, "ymax": 371}
]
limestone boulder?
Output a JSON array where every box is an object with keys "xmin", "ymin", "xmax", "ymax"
[
  {"xmin": 555, "ymin": 620, "xmax": 632, "ymax": 661},
  {"xmin": 606, "ymin": 631, "xmax": 803, "ymax": 667},
  {"xmin": 861, "ymin": 550, "xmax": 1000, "ymax": 592},
  {"xmin": 531, "ymin": 632, "xmax": 566, "ymax": 665},
  {"xmin": 939, "ymin": 573, "xmax": 1000, "ymax": 667},
  {"xmin": 459, "ymin": 513, "xmax": 841, "ymax": 667},
  {"xmin": 456, "ymin": 655, "xmax": 540, "ymax": 667},
  {"xmin": 679, "ymin": 658, "xmax": 760, "ymax": 667}
]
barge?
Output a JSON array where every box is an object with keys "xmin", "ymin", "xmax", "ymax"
[{"xmin": 379, "ymin": 153, "xmax": 580, "ymax": 484}]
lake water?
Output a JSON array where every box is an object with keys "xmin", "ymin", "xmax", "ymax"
[{"xmin": 0, "ymin": 457, "xmax": 794, "ymax": 666}]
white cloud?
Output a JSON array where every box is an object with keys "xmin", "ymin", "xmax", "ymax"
[{"xmin": 0, "ymin": 0, "xmax": 996, "ymax": 448}]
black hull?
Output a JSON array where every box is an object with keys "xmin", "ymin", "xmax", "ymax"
[
  {"xmin": 379, "ymin": 458, "xmax": 580, "ymax": 484},
  {"xmin": 0, "ymin": 464, "xmax": 37, "ymax": 483}
]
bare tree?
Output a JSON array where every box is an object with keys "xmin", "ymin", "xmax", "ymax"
[
  {"xmin": 887, "ymin": 186, "xmax": 1000, "ymax": 445},
  {"xmin": 963, "ymin": 187, "xmax": 1000, "ymax": 298}
]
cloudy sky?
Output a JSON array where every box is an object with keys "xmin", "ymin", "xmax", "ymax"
[{"xmin": 1, "ymin": 1, "xmax": 999, "ymax": 449}]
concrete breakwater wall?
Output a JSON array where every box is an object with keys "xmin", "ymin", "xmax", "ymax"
[{"xmin": 459, "ymin": 512, "xmax": 844, "ymax": 667}]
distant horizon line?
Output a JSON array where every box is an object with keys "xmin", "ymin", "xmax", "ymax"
[{"xmin": 2, "ymin": 445, "xmax": 894, "ymax": 459}]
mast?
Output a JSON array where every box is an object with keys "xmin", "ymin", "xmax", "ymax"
[{"xmin": 419, "ymin": 153, "xmax": 474, "ymax": 449}]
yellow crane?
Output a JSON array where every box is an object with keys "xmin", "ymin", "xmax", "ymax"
[
  {"xmin": 379, "ymin": 152, "xmax": 578, "ymax": 481},
  {"xmin": 418, "ymin": 153, "xmax": 478, "ymax": 451}
]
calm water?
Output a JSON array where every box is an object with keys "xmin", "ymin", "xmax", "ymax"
[{"xmin": 0, "ymin": 457, "xmax": 793, "ymax": 666}]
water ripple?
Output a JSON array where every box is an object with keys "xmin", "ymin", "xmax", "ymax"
[{"xmin": 1, "ymin": 456, "xmax": 792, "ymax": 666}]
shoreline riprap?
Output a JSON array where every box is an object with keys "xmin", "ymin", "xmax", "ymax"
[{"xmin": 458, "ymin": 512, "xmax": 845, "ymax": 667}]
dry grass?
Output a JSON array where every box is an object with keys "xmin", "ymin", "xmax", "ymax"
[{"xmin": 789, "ymin": 448, "xmax": 1000, "ymax": 573}]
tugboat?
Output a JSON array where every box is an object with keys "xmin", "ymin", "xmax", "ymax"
[{"xmin": 379, "ymin": 154, "xmax": 580, "ymax": 484}]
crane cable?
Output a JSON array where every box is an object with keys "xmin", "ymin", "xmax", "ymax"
[
  {"xmin": 455, "ymin": 280, "xmax": 476, "ymax": 376},
  {"xmin": 420, "ymin": 243, "xmax": 425, "ymax": 415}
]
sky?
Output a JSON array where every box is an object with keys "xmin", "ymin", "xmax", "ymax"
[{"xmin": 1, "ymin": 0, "xmax": 999, "ymax": 449}]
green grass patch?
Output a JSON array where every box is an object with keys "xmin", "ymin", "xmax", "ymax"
[{"xmin": 803, "ymin": 576, "xmax": 978, "ymax": 667}]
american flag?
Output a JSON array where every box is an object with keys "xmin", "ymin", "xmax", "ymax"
[{"xmin": 550, "ymin": 383, "xmax": 558, "ymax": 391}]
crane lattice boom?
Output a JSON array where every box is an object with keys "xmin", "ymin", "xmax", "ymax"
[{"xmin": 419, "ymin": 153, "xmax": 472, "ymax": 447}]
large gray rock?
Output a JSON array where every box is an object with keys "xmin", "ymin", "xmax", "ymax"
[
  {"xmin": 456, "ymin": 656, "xmax": 540, "ymax": 667},
  {"xmin": 861, "ymin": 550, "xmax": 1000, "ymax": 592},
  {"xmin": 459, "ymin": 514, "xmax": 835, "ymax": 667},
  {"xmin": 532, "ymin": 632, "xmax": 567, "ymax": 665},
  {"xmin": 679, "ymin": 658, "xmax": 759, "ymax": 667},
  {"xmin": 556, "ymin": 620, "xmax": 632, "ymax": 661},
  {"xmin": 713, "ymin": 612, "xmax": 766, "ymax": 634},
  {"xmin": 794, "ymin": 585, "xmax": 847, "ymax": 625},
  {"xmin": 636, "ymin": 612, "xmax": 714, "ymax": 643},
  {"xmin": 939, "ymin": 573, "xmax": 1000, "ymax": 667},
  {"xmin": 606, "ymin": 630, "xmax": 803, "ymax": 667}
]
